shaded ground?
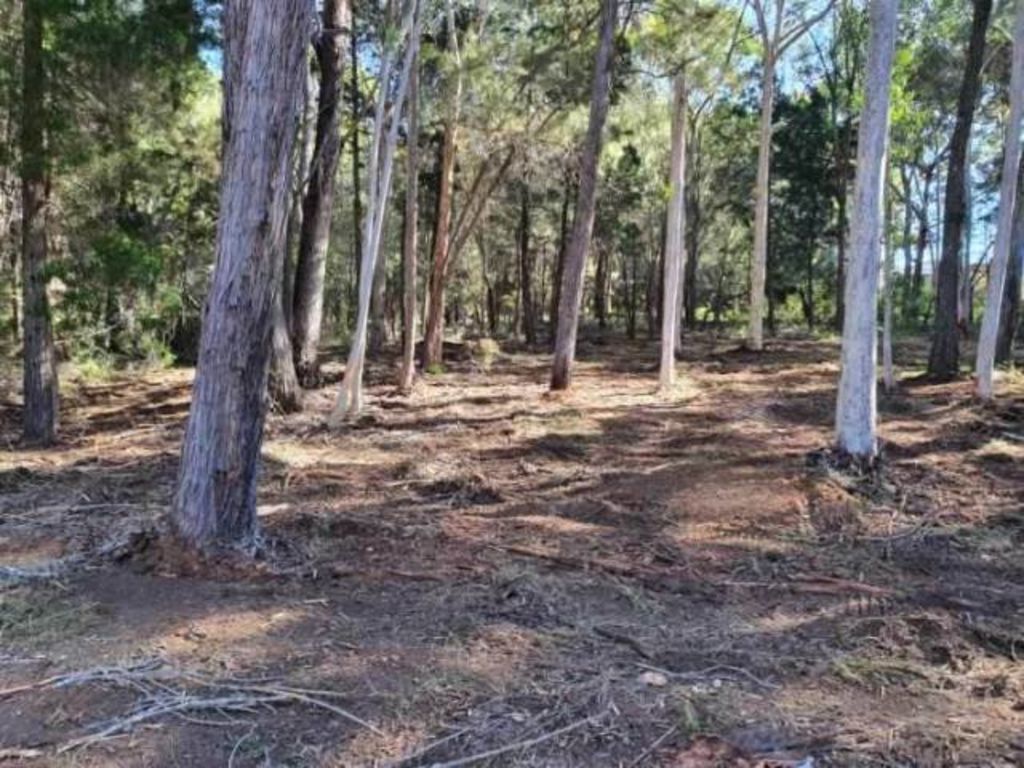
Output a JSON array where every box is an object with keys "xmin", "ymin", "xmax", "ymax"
[{"xmin": 0, "ymin": 334, "xmax": 1022, "ymax": 767}]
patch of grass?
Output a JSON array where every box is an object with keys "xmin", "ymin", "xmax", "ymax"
[
  {"xmin": 0, "ymin": 587, "xmax": 102, "ymax": 647},
  {"xmin": 831, "ymin": 656, "xmax": 931, "ymax": 689}
]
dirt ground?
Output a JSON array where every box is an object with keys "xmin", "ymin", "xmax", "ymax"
[{"xmin": 0, "ymin": 334, "xmax": 1022, "ymax": 767}]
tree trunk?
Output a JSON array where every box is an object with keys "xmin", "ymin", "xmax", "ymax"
[
  {"xmin": 835, "ymin": 0, "xmax": 897, "ymax": 459},
  {"xmin": 369, "ymin": 223, "xmax": 388, "ymax": 352},
  {"xmin": 399, "ymin": 61, "xmax": 420, "ymax": 391},
  {"xmin": 927, "ymin": 0, "xmax": 992, "ymax": 379},
  {"xmin": 882, "ymin": 170, "xmax": 896, "ymax": 393},
  {"xmin": 996, "ymin": 154, "xmax": 1024, "ymax": 363},
  {"xmin": 290, "ymin": 0, "xmax": 351, "ymax": 387},
  {"xmin": 20, "ymin": 0, "xmax": 59, "ymax": 446},
  {"xmin": 269, "ymin": 67, "xmax": 316, "ymax": 412},
  {"xmin": 333, "ymin": 0, "xmax": 421, "ymax": 420},
  {"xmin": 550, "ymin": 0, "xmax": 617, "ymax": 390},
  {"xmin": 518, "ymin": 181, "xmax": 536, "ymax": 345},
  {"xmin": 975, "ymin": 0, "xmax": 1024, "ymax": 399},
  {"xmin": 684, "ymin": 123, "xmax": 700, "ymax": 331},
  {"xmin": 349, "ymin": 21, "xmax": 362, "ymax": 328},
  {"xmin": 747, "ymin": 53, "xmax": 775, "ymax": 351},
  {"xmin": 172, "ymin": 1, "xmax": 310, "ymax": 550},
  {"xmin": 550, "ymin": 173, "xmax": 572, "ymax": 340},
  {"xmin": 594, "ymin": 245, "xmax": 608, "ymax": 331},
  {"xmin": 660, "ymin": 73, "xmax": 687, "ymax": 391},
  {"xmin": 422, "ymin": 10, "xmax": 462, "ymax": 371}
]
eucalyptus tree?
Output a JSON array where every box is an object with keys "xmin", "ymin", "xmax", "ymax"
[
  {"xmin": 333, "ymin": 0, "xmax": 422, "ymax": 420},
  {"xmin": 399, "ymin": 59, "xmax": 420, "ymax": 392},
  {"xmin": 835, "ymin": 0, "xmax": 897, "ymax": 459},
  {"xmin": 976, "ymin": 0, "xmax": 1024, "ymax": 400},
  {"xmin": 173, "ymin": 0, "xmax": 312, "ymax": 550},
  {"xmin": 928, "ymin": 0, "xmax": 993, "ymax": 379},
  {"xmin": 20, "ymin": 0, "xmax": 59, "ymax": 445},
  {"xmin": 746, "ymin": 0, "xmax": 835, "ymax": 351},
  {"xmin": 550, "ymin": 0, "xmax": 619, "ymax": 390},
  {"xmin": 291, "ymin": 0, "xmax": 353, "ymax": 387}
]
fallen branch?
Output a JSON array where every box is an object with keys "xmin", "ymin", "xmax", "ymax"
[{"xmin": 424, "ymin": 708, "xmax": 612, "ymax": 768}]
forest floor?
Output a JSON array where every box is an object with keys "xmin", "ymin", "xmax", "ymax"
[{"xmin": 0, "ymin": 334, "xmax": 1022, "ymax": 767}]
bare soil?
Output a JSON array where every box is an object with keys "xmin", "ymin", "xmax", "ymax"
[{"xmin": 0, "ymin": 335, "xmax": 1022, "ymax": 767}]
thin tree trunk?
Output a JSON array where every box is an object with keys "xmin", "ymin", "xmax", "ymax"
[
  {"xmin": 349, "ymin": 21, "xmax": 362, "ymax": 327},
  {"xmin": 747, "ymin": 53, "xmax": 775, "ymax": 351},
  {"xmin": 518, "ymin": 181, "xmax": 536, "ymax": 344},
  {"xmin": 422, "ymin": 6, "xmax": 462, "ymax": 371},
  {"xmin": 290, "ymin": 0, "xmax": 351, "ymax": 387},
  {"xmin": 20, "ymin": 0, "xmax": 58, "ymax": 445},
  {"xmin": 333, "ymin": 0, "xmax": 420, "ymax": 420},
  {"xmin": 928, "ymin": 0, "xmax": 992, "ymax": 379},
  {"xmin": 660, "ymin": 72, "xmax": 687, "ymax": 391},
  {"xmin": 882, "ymin": 170, "xmax": 896, "ymax": 393},
  {"xmin": 550, "ymin": 0, "xmax": 617, "ymax": 390},
  {"xmin": 399, "ymin": 60, "xmax": 419, "ymax": 391},
  {"xmin": 269, "ymin": 66, "xmax": 316, "ymax": 412},
  {"xmin": 550, "ymin": 173, "xmax": 572, "ymax": 339},
  {"xmin": 975, "ymin": 0, "xmax": 1024, "ymax": 399},
  {"xmin": 172, "ymin": 0, "xmax": 310, "ymax": 550},
  {"xmin": 369, "ymin": 221, "xmax": 388, "ymax": 352},
  {"xmin": 835, "ymin": 0, "xmax": 897, "ymax": 459},
  {"xmin": 996, "ymin": 154, "xmax": 1024, "ymax": 363}
]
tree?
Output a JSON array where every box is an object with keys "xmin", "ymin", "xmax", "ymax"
[
  {"xmin": 835, "ymin": 0, "xmax": 897, "ymax": 459},
  {"xmin": 332, "ymin": 0, "xmax": 422, "ymax": 420},
  {"xmin": 747, "ymin": 0, "xmax": 835, "ymax": 351},
  {"xmin": 927, "ymin": 0, "xmax": 992, "ymax": 380},
  {"xmin": 422, "ymin": 1, "xmax": 464, "ymax": 371},
  {"xmin": 550, "ymin": 0, "xmax": 618, "ymax": 391},
  {"xmin": 20, "ymin": 0, "xmax": 59, "ymax": 445},
  {"xmin": 660, "ymin": 73, "xmax": 687, "ymax": 391},
  {"xmin": 996, "ymin": 154, "xmax": 1024, "ymax": 363},
  {"xmin": 172, "ymin": 1, "xmax": 311, "ymax": 550},
  {"xmin": 975, "ymin": 0, "xmax": 1024, "ymax": 400},
  {"xmin": 399, "ymin": 58, "xmax": 420, "ymax": 392},
  {"xmin": 291, "ymin": 0, "xmax": 352, "ymax": 387}
]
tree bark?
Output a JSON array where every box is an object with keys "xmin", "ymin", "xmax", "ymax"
[
  {"xmin": 20, "ymin": 0, "xmax": 59, "ymax": 445},
  {"xmin": 748, "ymin": 53, "xmax": 775, "ymax": 351},
  {"xmin": 399, "ymin": 61, "xmax": 420, "ymax": 391},
  {"xmin": 518, "ymin": 181, "xmax": 536, "ymax": 344},
  {"xmin": 996, "ymin": 154, "xmax": 1024, "ymax": 363},
  {"xmin": 835, "ymin": 0, "xmax": 897, "ymax": 459},
  {"xmin": 550, "ymin": 0, "xmax": 617, "ymax": 390},
  {"xmin": 975, "ymin": 0, "xmax": 1024, "ymax": 399},
  {"xmin": 550, "ymin": 173, "xmax": 573, "ymax": 341},
  {"xmin": 660, "ymin": 73, "xmax": 687, "ymax": 391},
  {"xmin": 290, "ymin": 0, "xmax": 351, "ymax": 387},
  {"xmin": 172, "ymin": 0, "xmax": 310, "ymax": 550},
  {"xmin": 422, "ymin": 7, "xmax": 462, "ymax": 371},
  {"xmin": 927, "ymin": 0, "xmax": 992, "ymax": 379},
  {"xmin": 333, "ymin": 0, "xmax": 421, "ymax": 420}
]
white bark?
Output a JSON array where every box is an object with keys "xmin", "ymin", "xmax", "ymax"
[
  {"xmin": 835, "ymin": 0, "xmax": 897, "ymax": 458},
  {"xmin": 660, "ymin": 73, "xmax": 688, "ymax": 390},
  {"xmin": 331, "ymin": 0, "xmax": 421, "ymax": 423},
  {"xmin": 747, "ymin": 0, "xmax": 836, "ymax": 350},
  {"xmin": 975, "ymin": 0, "xmax": 1024, "ymax": 400},
  {"xmin": 748, "ymin": 54, "xmax": 774, "ymax": 351}
]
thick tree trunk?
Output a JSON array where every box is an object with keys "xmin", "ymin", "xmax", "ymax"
[
  {"xmin": 747, "ymin": 54, "xmax": 775, "ymax": 351},
  {"xmin": 291, "ymin": 0, "xmax": 351, "ymax": 387},
  {"xmin": 518, "ymin": 182, "xmax": 536, "ymax": 345},
  {"xmin": 550, "ymin": 0, "xmax": 617, "ymax": 390},
  {"xmin": 660, "ymin": 73, "xmax": 687, "ymax": 391},
  {"xmin": 399, "ymin": 62, "xmax": 419, "ymax": 391},
  {"xmin": 21, "ymin": 0, "xmax": 59, "ymax": 445},
  {"xmin": 927, "ymin": 0, "xmax": 992, "ymax": 379},
  {"xmin": 996, "ymin": 155, "xmax": 1024, "ymax": 363},
  {"xmin": 975, "ymin": 0, "xmax": 1024, "ymax": 399},
  {"xmin": 172, "ymin": 0, "xmax": 310, "ymax": 550},
  {"xmin": 835, "ymin": 0, "xmax": 897, "ymax": 459}
]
